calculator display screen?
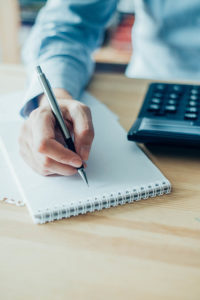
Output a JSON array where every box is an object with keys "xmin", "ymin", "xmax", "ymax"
[{"xmin": 139, "ymin": 118, "xmax": 200, "ymax": 136}]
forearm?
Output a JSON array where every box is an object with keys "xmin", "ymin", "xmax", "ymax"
[{"xmin": 21, "ymin": 0, "xmax": 118, "ymax": 118}]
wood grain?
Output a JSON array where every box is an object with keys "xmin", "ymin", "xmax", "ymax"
[{"xmin": 0, "ymin": 65, "xmax": 200, "ymax": 300}]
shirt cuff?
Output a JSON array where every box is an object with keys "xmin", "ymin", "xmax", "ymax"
[{"xmin": 20, "ymin": 58, "xmax": 88, "ymax": 118}]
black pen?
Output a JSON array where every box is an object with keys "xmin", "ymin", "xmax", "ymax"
[{"xmin": 36, "ymin": 65, "xmax": 89, "ymax": 186}]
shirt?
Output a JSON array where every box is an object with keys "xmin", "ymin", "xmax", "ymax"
[{"xmin": 21, "ymin": 0, "xmax": 200, "ymax": 117}]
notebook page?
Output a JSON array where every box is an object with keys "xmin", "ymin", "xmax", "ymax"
[
  {"xmin": 0, "ymin": 93, "xmax": 170, "ymax": 222},
  {"xmin": 0, "ymin": 91, "xmax": 24, "ymax": 122},
  {"xmin": 0, "ymin": 138, "xmax": 24, "ymax": 206}
]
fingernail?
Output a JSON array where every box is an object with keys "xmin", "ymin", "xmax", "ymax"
[
  {"xmin": 70, "ymin": 157, "xmax": 82, "ymax": 167},
  {"xmin": 80, "ymin": 146, "xmax": 90, "ymax": 160}
]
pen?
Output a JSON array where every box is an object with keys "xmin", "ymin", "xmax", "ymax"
[{"xmin": 36, "ymin": 65, "xmax": 89, "ymax": 186}]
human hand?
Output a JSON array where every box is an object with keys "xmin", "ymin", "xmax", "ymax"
[{"xmin": 19, "ymin": 89, "xmax": 94, "ymax": 176}]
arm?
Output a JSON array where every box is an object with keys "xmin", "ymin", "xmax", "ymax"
[
  {"xmin": 19, "ymin": 0, "xmax": 118, "ymax": 176},
  {"xmin": 21, "ymin": 0, "xmax": 118, "ymax": 116}
]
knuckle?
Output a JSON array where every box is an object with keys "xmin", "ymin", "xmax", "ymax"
[
  {"xmin": 84, "ymin": 105, "xmax": 91, "ymax": 114},
  {"xmin": 81, "ymin": 104, "xmax": 92, "ymax": 117},
  {"xmin": 80, "ymin": 103, "xmax": 91, "ymax": 115},
  {"xmin": 81, "ymin": 128, "xmax": 90, "ymax": 137},
  {"xmin": 42, "ymin": 111, "xmax": 53, "ymax": 123},
  {"xmin": 80, "ymin": 103, "xmax": 87, "ymax": 109},
  {"xmin": 43, "ymin": 115, "xmax": 53, "ymax": 127},
  {"xmin": 82, "ymin": 127, "xmax": 94, "ymax": 140},
  {"xmin": 37, "ymin": 139, "xmax": 49, "ymax": 153},
  {"xmin": 42, "ymin": 156, "xmax": 51, "ymax": 169},
  {"xmin": 30, "ymin": 107, "xmax": 52, "ymax": 123},
  {"xmin": 39, "ymin": 160, "xmax": 52, "ymax": 175}
]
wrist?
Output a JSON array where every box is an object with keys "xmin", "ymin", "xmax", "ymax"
[{"xmin": 39, "ymin": 88, "xmax": 73, "ymax": 107}]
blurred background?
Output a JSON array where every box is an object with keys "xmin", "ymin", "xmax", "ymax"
[{"xmin": 0, "ymin": 0, "xmax": 135, "ymax": 72}]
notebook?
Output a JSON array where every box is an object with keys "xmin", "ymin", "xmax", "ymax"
[
  {"xmin": 0, "ymin": 91, "xmax": 25, "ymax": 206},
  {"xmin": 0, "ymin": 139, "xmax": 24, "ymax": 206},
  {"xmin": 0, "ymin": 92, "xmax": 171, "ymax": 224}
]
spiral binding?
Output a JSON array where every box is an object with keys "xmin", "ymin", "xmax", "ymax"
[{"xmin": 34, "ymin": 180, "xmax": 171, "ymax": 224}]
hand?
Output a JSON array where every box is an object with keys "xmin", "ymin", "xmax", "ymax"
[{"xmin": 19, "ymin": 89, "xmax": 94, "ymax": 176}]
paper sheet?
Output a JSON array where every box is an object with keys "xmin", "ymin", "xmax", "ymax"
[{"xmin": 0, "ymin": 92, "xmax": 170, "ymax": 223}]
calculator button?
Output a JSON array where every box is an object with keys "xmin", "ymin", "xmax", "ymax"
[
  {"xmin": 190, "ymin": 89, "xmax": 199, "ymax": 94},
  {"xmin": 184, "ymin": 113, "xmax": 198, "ymax": 120},
  {"xmin": 151, "ymin": 98, "xmax": 162, "ymax": 104},
  {"xmin": 190, "ymin": 95, "xmax": 199, "ymax": 100},
  {"xmin": 188, "ymin": 101, "xmax": 198, "ymax": 106},
  {"xmin": 167, "ymin": 99, "xmax": 177, "ymax": 105},
  {"xmin": 165, "ymin": 105, "xmax": 177, "ymax": 112},
  {"xmin": 172, "ymin": 85, "xmax": 182, "ymax": 92},
  {"xmin": 169, "ymin": 93, "xmax": 179, "ymax": 99},
  {"xmin": 186, "ymin": 107, "xmax": 198, "ymax": 113},
  {"xmin": 148, "ymin": 104, "xmax": 160, "ymax": 111},
  {"xmin": 155, "ymin": 84, "xmax": 165, "ymax": 90},
  {"xmin": 153, "ymin": 92, "xmax": 163, "ymax": 98}
]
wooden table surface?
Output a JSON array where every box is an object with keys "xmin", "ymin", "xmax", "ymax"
[{"xmin": 0, "ymin": 64, "xmax": 200, "ymax": 300}]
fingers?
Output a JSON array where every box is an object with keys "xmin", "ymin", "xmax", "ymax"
[
  {"xmin": 30, "ymin": 106, "xmax": 55, "ymax": 141},
  {"xmin": 30, "ymin": 107, "xmax": 82, "ymax": 167},
  {"xmin": 20, "ymin": 138, "xmax": 77, "ymax": 176},
  {"xmin": 40, "ymin": 157, "xmax": 77, "ymax": 176},
  {"xmin": 18, "ymin": 97, "xmax": 94, "ymax": 177},
  {"xmin": 19, "ymin": 136, "xmax": 52, "ymax": 176},
  {"xmin": 36, "ymin": 138, "xmax": 82, "ymax": 167},
  {"xmin": 64, "ymin": 101, "xmax": 94, "ymax": 161}
]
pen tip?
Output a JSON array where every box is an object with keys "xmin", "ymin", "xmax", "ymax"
[
  {"xmin": 78, "ymin": 168, "xmax": 89, "ymax": 187},
  {"xmin": 84, "ymin": 176, "xmax": 89, "ymax": 188}
]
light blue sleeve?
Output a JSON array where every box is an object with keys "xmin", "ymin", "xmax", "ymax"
[{"xmin": 21, "ymin": 0, "xmax": 118, "ymax": 117}]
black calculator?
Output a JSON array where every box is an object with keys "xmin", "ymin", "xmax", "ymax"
[{"xmin": 128, "ymin": 82, "xmax": 200, "ymax": 146}]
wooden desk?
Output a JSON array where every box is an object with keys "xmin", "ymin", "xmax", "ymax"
[{"xmin": 0, "ymin": 65, "xmax": 200, "ymax": 300}]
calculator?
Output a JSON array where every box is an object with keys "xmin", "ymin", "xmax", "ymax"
[{"xmin": 127, "ymin": 82, "xmax": 200, "ymax": 146}]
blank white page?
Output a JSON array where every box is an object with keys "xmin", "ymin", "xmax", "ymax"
[
  {"xmin": 0, "ymin": 138, "xmax": 24, "ymax": 206},
  {"xmin": 0, "ymin": 93, "xmax": 170, "ymax": 223}
]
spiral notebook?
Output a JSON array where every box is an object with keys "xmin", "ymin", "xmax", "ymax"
[{"xmin": 0, "ymin": 93, "xmax": 171, "ymax": 224}]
